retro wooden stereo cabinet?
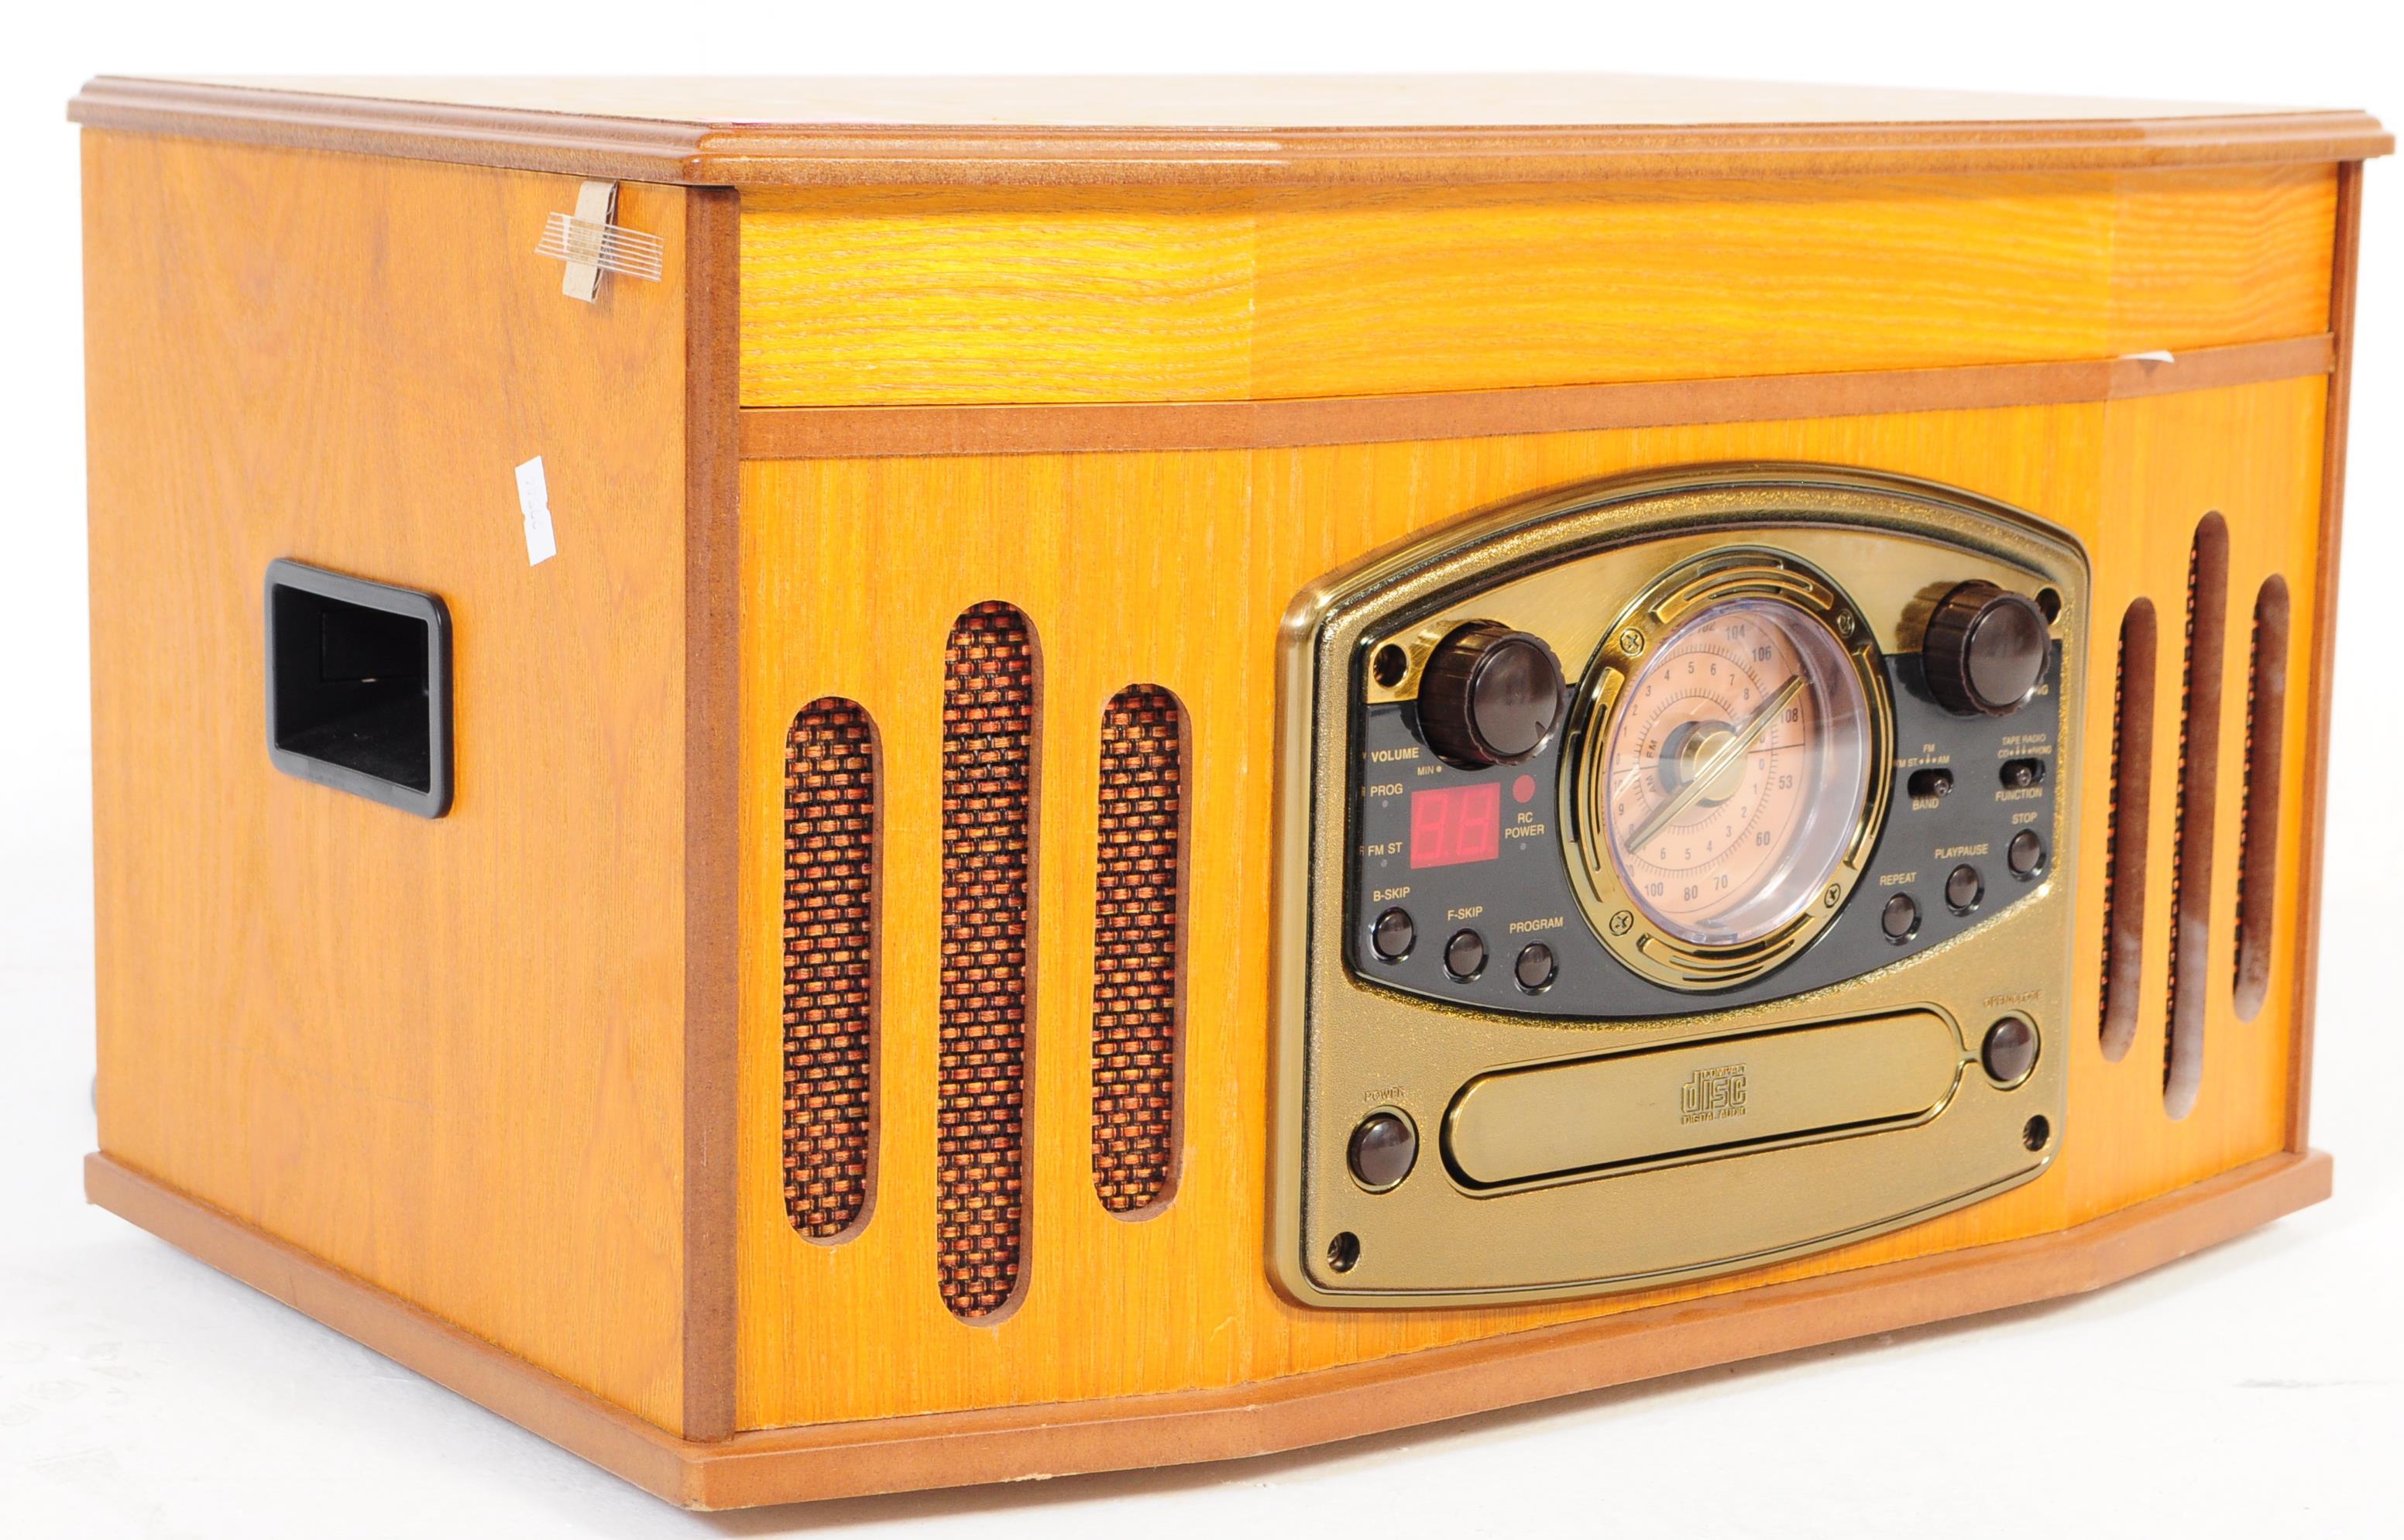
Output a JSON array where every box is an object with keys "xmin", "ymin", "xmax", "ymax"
[{"xmin": 73, "ymin": 75, "xmax": 2387, "ymax": 1507}]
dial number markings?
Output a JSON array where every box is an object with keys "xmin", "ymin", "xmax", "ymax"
[{"xmin": 1599, "ymin": 598, "xmax": 1871, "ymax": 947}]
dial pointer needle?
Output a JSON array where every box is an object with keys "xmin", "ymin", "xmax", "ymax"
[{"xmin": 1625, "ymin": 674, "xmax": 1805, "ymax": 850}]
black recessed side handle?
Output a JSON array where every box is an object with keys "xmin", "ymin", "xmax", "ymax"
[{"xmin": 265, "ymin": 559, "xmax": 454, "ymax": 818}]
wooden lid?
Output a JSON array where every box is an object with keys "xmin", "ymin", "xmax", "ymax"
[{"xmin": 70, "ymin": 74, "xmax": 2391, "ymax": 187}]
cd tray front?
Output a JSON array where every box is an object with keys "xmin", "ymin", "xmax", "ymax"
[{"xmin": 1445, "ymin": 1010, "xmax": 1964, "ymax": 1189}]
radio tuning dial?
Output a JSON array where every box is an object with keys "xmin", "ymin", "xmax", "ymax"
[
  {"xmin": 1923, "ymin": 581, "xmax": 2050, "ymax": 717},
  {"xmin": 1414, "ymin": 622, "xmax": 1566, "ymax": 768}
]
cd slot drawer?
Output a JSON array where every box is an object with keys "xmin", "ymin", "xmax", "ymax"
[{"xmin": 1444, "ymin": 1011, "xmax": 1966, "ymax": 1189}]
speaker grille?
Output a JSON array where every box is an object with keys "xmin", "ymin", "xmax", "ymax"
[
  {"xmin": 937, "ymin": 602, "xmax": 1038, "ymax": 1319},
  {"xmin": 781, "ymin": 698, "xmax": 878, "ymax": 1240},
  {"xmin": 2165, "ymin": 513, "xmax": 2229, "ymax": 1118},
  {"xmin": 2098, "ymin": 599, "xmax": 2158, "ymax": 1063},
  {"xmin": 2233, "ymin": 575, "xmax": 2292, "ymax": 1022},
  {"xmin": 1091, "ymin": 686, "xmax": 1187, "ymax": 1215}
]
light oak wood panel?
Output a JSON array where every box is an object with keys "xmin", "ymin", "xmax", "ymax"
[
  {"xmin": 88, "ymin": 1147, "xmax": 2330, "ymax": 1510},
  {"xmin": 736, "ymin": 334, "xmax": 2335, "ymax": 459},
  {"xmin": 739, "ymin": 166, "xmax": 2334, "ymax": 406},
  {"xmin": 2286, "ymin": 161, "xmax": 2366, "ymax": 1152},
  {"xmin": 83, "ymin": 132, "xmax": 701, "ymax": 1432},
  {"xmin": 1248, "ymin": 166, "xmax": 2334, "ymax": 400},
  {"xmin": 740, "ymin": 187, "xmax": 1255, "ymax": 405},
  {"xmin": 734, "ymin": 387, "xmax": 2328, "ymax": 1431},
  {"xmin": 2062, "ymin": 378, "xmax": 2330, "ymax": 1224}
]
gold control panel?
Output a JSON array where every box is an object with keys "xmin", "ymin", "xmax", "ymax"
[{"xmin": 1272, "ymin": 467, "xmax": 2087, "ymax": 1305}]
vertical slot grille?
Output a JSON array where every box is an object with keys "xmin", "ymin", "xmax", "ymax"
[
  {"xmin": 2099, "ymin": 600, "xmax": 2158, "ymax": 1063},
  {"xmin": 2165, "ymin": 513, "xmax": 2229, "ymax": 1118},
  {"xmin": 781, "ymin": 698, "xmax": 878, "ymax": 1240},
  {"xmin": 938, "ymin": 602, "xmax": 1039, "ymax": 1319},
  {"xmin": 1091, "ymin": 686, "xmax": 1187, "ymax": 1216},
  {"xmin": 2232, "ymin": 575, "xmax": 2292, "ymax": 1022}
]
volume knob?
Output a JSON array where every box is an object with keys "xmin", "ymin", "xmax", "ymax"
[
  {"xmin": 1415, "ymin": 622, "xmax": 1566, "ymax": 768},
  {"xmin": 1923, "ymin": 581, "xmax": 2050, "ymax": 717}
]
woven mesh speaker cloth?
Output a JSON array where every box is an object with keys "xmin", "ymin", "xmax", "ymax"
[
  {"xmin": 781, "ymin": 698, "xmax": 877, "ymax": 1240},
  {"xmin": 939, "ymin": 602, "xmax": 1037, "ymax": 1318},
  {"xmin": 1091, "ymin": 687, "xmax": 1184, "ymax": 1213}
]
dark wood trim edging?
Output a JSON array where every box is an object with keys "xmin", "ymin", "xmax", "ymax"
[
  {"xmin": 738, "ymin": 334, "xmax": 2337, "ymax": 461},
  {"xmin": 86, "ymin": 1147, "xmax": 2330, "ymax": 1511},
  {"xmin": 69, "ymin": 78, "xmax": 2392, "ymax": 188},
  {"xmin": 2285, "ymin": 163, "xmax": 2367, "ymax": 1152},
  {"xmin": 678, "ymin": 184, "xmax": 744, "ymax": 1446}
]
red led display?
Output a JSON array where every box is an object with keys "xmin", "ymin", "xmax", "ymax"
[{"xmin": 1409, "ymin": 782, "xmax": 1502, "ymax": 869}]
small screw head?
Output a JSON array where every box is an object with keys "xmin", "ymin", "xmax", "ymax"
[
  {"xmin": 1609, "ymin": 910, "xmax": 1635, "ymax": 936},
  {"xmin": 1618, "ymin": 628, "xmax": 1646, "ymax": 656},
  {"xmin": 1836, "ymin": 611, "xmax": 1857, "ymax": 638}
]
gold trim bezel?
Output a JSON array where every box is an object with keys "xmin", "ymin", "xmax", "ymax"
[
  {"xmin": 1271, "ymin": 462, "xmax": 2090, "ymax": 1308},
  {"xmin": 1564, "ymin": 554, "xmax": 1896, "ymax": 991}
]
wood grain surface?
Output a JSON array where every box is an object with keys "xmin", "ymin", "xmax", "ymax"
[
  {"xmin": 739, "ymin": 166, "xmax": 2337, "ymax": 405},
  {"xmin": 679, "ymin": 185, "xmax": 744, "ymax": 1442},
  {"xmin": 2284, "ymin": 161, "xmax": 2367, "ymax": 1154},
  {"xmin": 734, "ymin": 376, "xmax": 2329, "ymax": 1431},
  {"xmin": 76, "ymin": 108, "xmax": 2362, "ymax": 1484},
  {"xmin": 83, "ymin": 132, "xmax": 705, "ymax": 1433},
  {"xmin": 67, "ymin": 75, "xmax": 2392, "ymax": 188},
  {"xmin": 2066, "ymin": 379, "xmax": 2330, "ymax": 1218},
  {"xmin": 737, "ymin": 334, "xmax": 2336, "ymax": 459},
  {"xmin": 87, "ymin": 1147, "xmax": 2334, "ymax": 1509}
]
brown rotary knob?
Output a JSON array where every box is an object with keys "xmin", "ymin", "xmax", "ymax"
[
  {"xmin": 1415, "ymin": 622, "xmax": 1566, "ymax": 768},
  {"xmin": 1922, "ymin": 581, "xmax": 2050, "ymax": 717}
]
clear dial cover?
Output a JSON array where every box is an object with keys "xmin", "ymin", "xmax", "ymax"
[{"xmin": 1600, "ymin": 597, "xmax": 1872, "ymax": 946}]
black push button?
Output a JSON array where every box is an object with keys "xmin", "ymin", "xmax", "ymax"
[
  {"xmin": 2008, "ymin": 829, "xmax": 2047, "ymax": 878},
  {"xmin": 1981, "ymin": 1017, "xmax": 2040, "ymax": 1087},
  {"xmin": 1946, "ymin": 863, "xmax": 1984, "ymax": 914},
  {"xmin": 1513, "ymin": 942, "xmax": 1557, "ymax": 992},
  {"xmin": 1908, "ymin": 767, "xmax": 1955, "ymax": 801},
  {"xmin": 1348, "ymin": 1110, "xmax": 1419, "ymax": 1190},
  {"xmin": 2000, "ymin": 757, "xmax": 2045, "ymax": 789},
  {"xmin": 1371, "ymin": 907, "xmax": 1416, "ymax": 961},
  {"xmin": 1444, "ymin": 928, "xmax": 1488, "ymax": 981},
  {"xmin": 1880, "ymin": 892, "xmax": 1921, "ymax": 942}
]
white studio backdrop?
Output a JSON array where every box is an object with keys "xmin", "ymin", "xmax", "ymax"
[{"xmin": 2, "ymin": 4, "xmax": 2397, "ymax": 1535}]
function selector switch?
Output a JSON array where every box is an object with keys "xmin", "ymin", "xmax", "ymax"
[
  {"xmin": 1414, "ymin": 622, "xmax": 1566, "ymax": 768},
  {"xmin": 1922, "ymin": 581, "xmax": 2050, "ymax": 717}
]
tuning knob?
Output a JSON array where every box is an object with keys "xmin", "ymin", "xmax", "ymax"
[
  {"xmin": 1415, "ymin": 623, "xmax": 1566, "ymax": 768},
  {"xmin": 1923, "ymin": 581, "xmax": 2051, "ymax": 717}
]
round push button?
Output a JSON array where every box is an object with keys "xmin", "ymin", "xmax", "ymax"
[
  {"xmin": 1880, "ymin": 892, "xmax": 1921, "ymax": 943},
  {"xmin": 1514, "ymin": 942, "xmax": 1557, "ymax": 992},
  {"xmin": 1945, "ymin": 863, "xmax": 1984, "ymax": 914},
  {"xmin": 1444, "ymin": 928, "xmax": 1488, "ymax": 981},
  {"xmin": 1348, "ymin": 1110, "xmax": 1418, "ymax": 1191},
  {"xmin": 1982, "ymin": 1017, "xmax": 2041, "ymax": 1088},
  {"xmin": 1371, "ymin": 907, "xmax": 1417, "ymax": 962},
  {"xmin": 2007, "ymin": 829, "xmax": 2047, "ymax": 879}
]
